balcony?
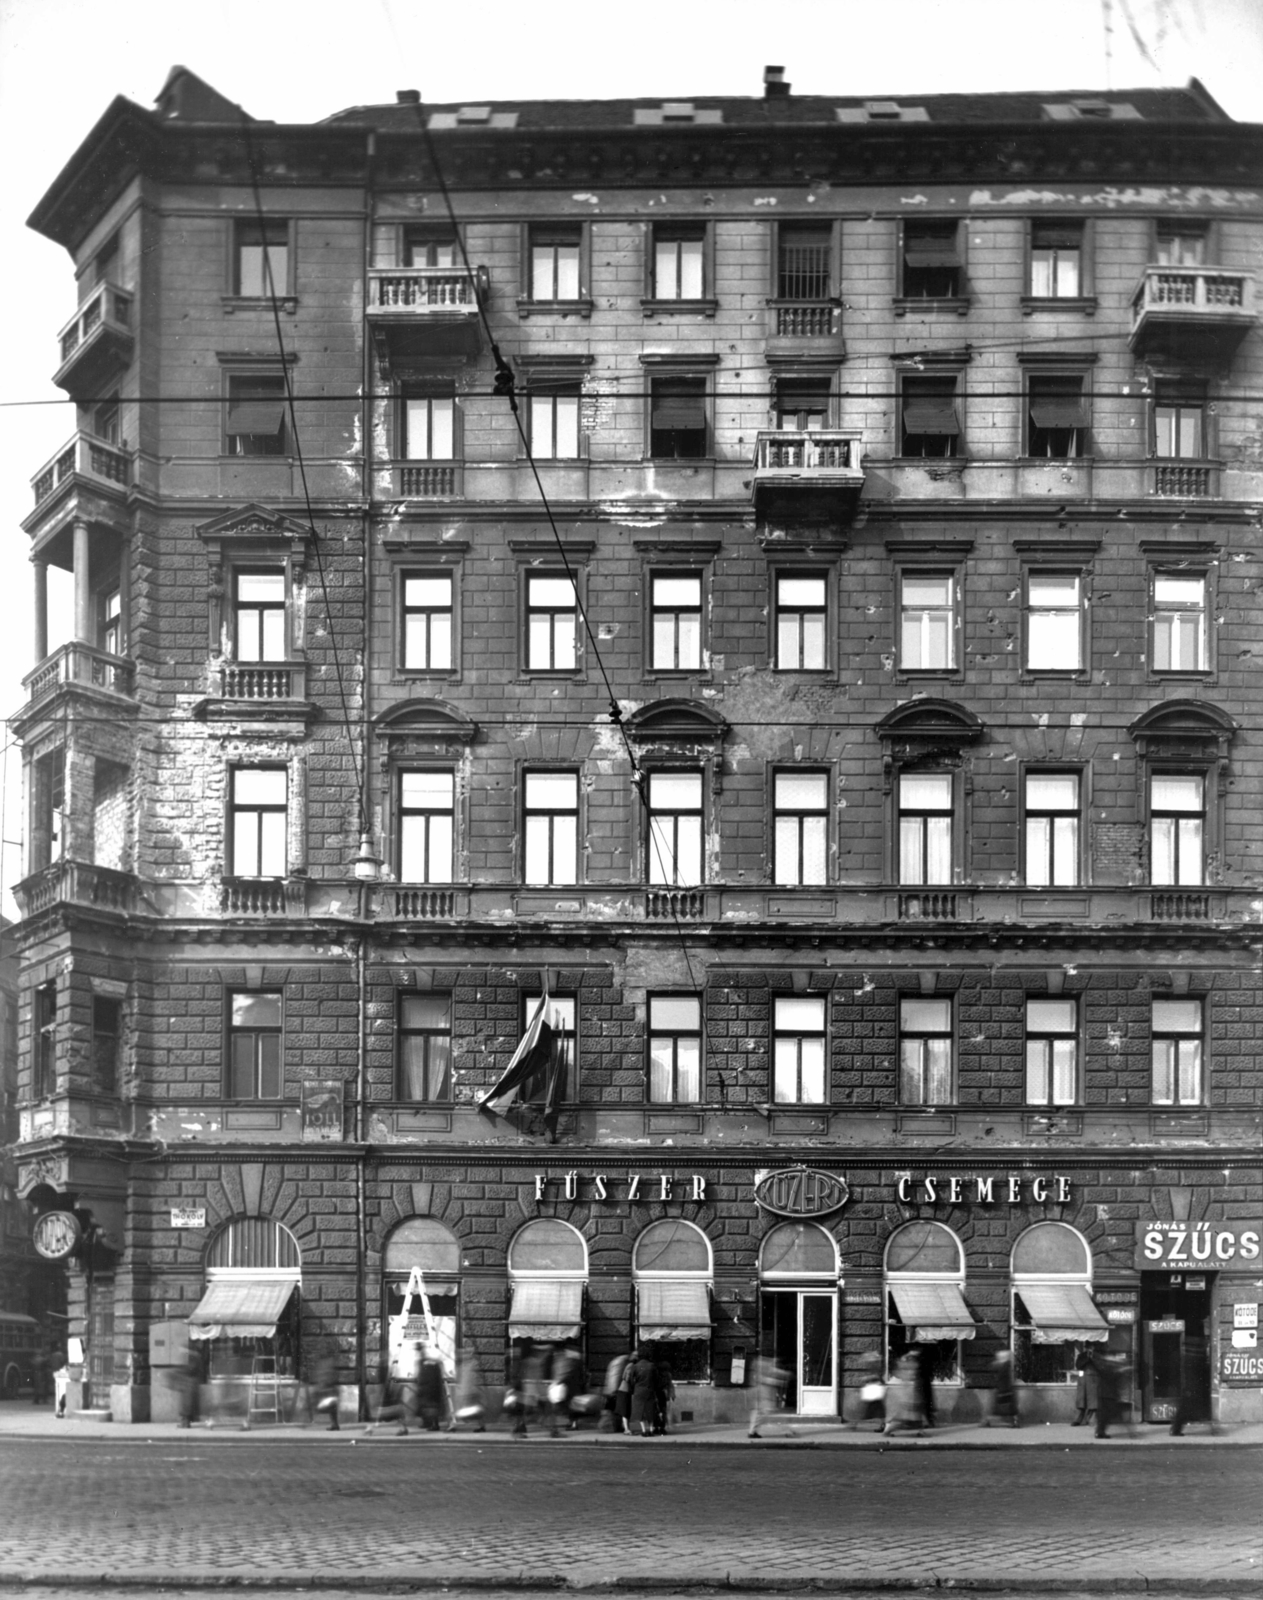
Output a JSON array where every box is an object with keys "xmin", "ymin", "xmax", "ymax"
[
  {"xmin": 366, "ymin": 266, "xmax": 486, "ymax": 366},
  {"xmin": 1129, "ymin": 266, "xmax": 1256, "ymax": 363},
  {"xmin": 373, "ymin": 461, "xmax": 465, "ymax": 501},
  {"xmin": 26, "ymin": 432, "xmax": 130, "ymax": 536},
  {"xmin": 752, "ymin": 430, "xmax": 864, "ymax": 510},
  {"xmin": 191, "ymin": 661, "xmax": 315, "ymax": 728},
  {"xmin": 764, "ymin": 301, "xmax": 844, "ymax": 360},
  {"xmin": 22, "ymin": 641, "xmax": 135, "ymax": 705},
  {"xmin": 1149, "ymin": 459, "xmax": 1219, "ymax": 500},
  {"xmin": 13, "ymin": 860, "xmax": 138, "ymax": 920},
  {"xmin": 220, "ymin": 878, "xmax": 307, "ymax": 917},
  {"xmin": 53, "ymin": 282, "xmax": 134, "ymax": 401}
]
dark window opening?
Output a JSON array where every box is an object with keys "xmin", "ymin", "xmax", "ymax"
[
  {"xmin": 650, "ymin": 376, "xmax": 707, "ymax": 459},
  {"xmin": 778, "ymin": 225, "xmax": 832, "ymax": 300},
  {"xmin": 92, "ymin": 997, "xmax": 123, "ymax": 1094},
  {"xmin": 1028, "ymin": 375, "xmax": 1087, "ymax": 458},
  {"xmin": 34, "ymin": 982, "xmax": 56, "ymax": 1100},
  {"xmin": 902, "ymin": 222, "xmax": 961, "ymax": 298},
  {"xmin": 226, "ymin": 374, "xmax": 287, "ymax": 456},
  {"xmin": 901, "ymin": 376, "xmax": 960, "ymax": 457}
]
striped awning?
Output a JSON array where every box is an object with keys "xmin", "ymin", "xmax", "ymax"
[
  {"xmin": 1018, "ymin": 1283, "xmax": 1109, "ymax": 1344},
  {"xmin": 889, "ymin": 1281, "xmax": 976, "ymax": 1342},
  {"xmin": 187, "ymin": 1279, "xmax": 296, "ymax": 1341},
  {"xmin": 637, "ymin": 1280, "xmax": 711, "ymax": 1342},
  {"xmin": 508, "ymin": 1279, "xmax": 583, "ymax": 1342}
]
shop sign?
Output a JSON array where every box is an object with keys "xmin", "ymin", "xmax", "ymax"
[
  {"xmin": 170, "ymin": 1207, "xmax": 206, "ymax": 1229},
  {"xmin": 301, "ymin": 1081, "xmax": 344, "ymax": 1142},
  {"xmin": 754, "ymin": 1168, "xmax": 849, "ymax": 1219},
  {"xmin": 1186, "ymin": 1276, "xmax": 1207, "ymax": 1291},
  {"xmin": 1136, "ymin": 1221, "xmax": 1262, "ymax": 1270},
  {"xmin": 1230, "ymin": 1329, "xmax": 1257, "ymax": 1350},
  {"xmin": 1105, "ymin": 1308, "xmax": 1136, "ymax": 1324},
  {"xmin": 33, "ymin": 1210, "xmax": 82, "ymax": 1260},
  {"xmin": 533, "ymin": 1172, "xmax": 708, "ymax": 1202},
  {"xmin": 1221, "ymin": 1350, "xmax": 1263, "ymax": 1383},
  {"xmin": 1233, "ymin": 1304, "xmax": 1258, "ymax": 1329},
  {"xmin": 1149, "ymin": 1319, "xmax": 1184, "ymax": 1334},
  {"xmin": 1094, "ymin": 1291, "xmax": 1138, "ymax": 1305},
  {"xmin": 895, "ymin": 1173, "xmax": 1072, "ymax": 1204}
]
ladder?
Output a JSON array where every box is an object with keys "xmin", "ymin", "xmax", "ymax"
[
  {"xmin": 399, "ymin": 1266, "xmax": 457, "ymax": 1424},
  {"xmin": 242, "ymin": 1352, "xmax": 281, "ymax": 1430}
]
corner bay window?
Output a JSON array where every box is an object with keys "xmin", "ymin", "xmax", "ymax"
[
  {"xmin": 898, "ymin": 773, "xmax": 952, "ymax": 885},
  {"xmin": 524, "ymin": 772, "xmax": 578, "ymax": 886},
  {"xmin": 1152, "ymin": 998, "xmax": 1203, "ymax": 1106},
  {"xmin": 398, "ymin": 994, "xmax": 452, "ymax": 1101},
  {"xmin": 1152, "ymin": 575, "xmax": 1207, "ymax": 671},
  {"xmin": 398, "ymin": 771, "xmax": 454, "ymax": 883},
  {"xmin": 1150, "ymin": 775, "xmax": 1204, "ymax": 886},
  {"xmin": 773, "ymin": 995, "xmax": 826, "ymax": 1105},
  {"xmin": 648, "ymin": 995, "xmax": 701, "ymax": 1103},
  {"xmin": 899, "ymin": 997, "xmax": 952, "ymax": 1105},
  {"xmin": 234, "ymin": 571, "xmax": 286, "ymax": 662},
  {"xmin": 899, "ymin": 573, "xmax": 955, "ymax": 669},
  {"xmin": 1025, "ymin": 998, "xmax": 1078, "ymax": 1106},
  {"xmin": 1026, "ymin": 573, "xmax": 1083, "ymax": 671},
  {"xmin": 526, "ymin": 575, "xmax": 578, "ymax": 670},
  {"xmin": 1025, "ymin": 773, "xmax": 1080, "ymax": 887},
  {"xmin": 773, "ymin": 771, "xmax": 827, "ymax": 886},
  {"xmin": 647, "ymin": 772, "xmax": 703, "ymax": 886},
  {"xmin": 227, "ymin": 991, "xmax": 282, "ymax": 1101},
  {"xmin": 402, "ymin": 574, "xmax": 453, "ymax": 671},
  {"xmin": 1029, "ymin": 221, "xmax": 1083, "ymax": 297},
  {"xmin": 774, "ymin": 574, "xmax": 827, "ymax": 670},
  {"xmin": 651, "ymin": 574, "xmax": 702, "ymax": 670},
  {"xmin": 230, "ymin": 768, "xmax": 287, "ymax": 878}
]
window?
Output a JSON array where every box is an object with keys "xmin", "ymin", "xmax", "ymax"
[
  {"xmin": 773, "ymin": 771, "xmax": 828, "ymax": 886},
  {"xmin": 900, "ymin": 375, "xmax": 960, "ymax": 457},
  {"xmin": 226, "ymin": 990, "xmax": 282, "ymax": 1100},
  {"xmin": 92, "ymin": 996, "xmax": 123, "ymax": 1094},
  {"xmin": 33, "ymin": 982, "xmax": 56, "ymax": 1099},
  {"xmin": 225, "ymin": 374, "xmax": 286, "ymax": 456},
  {"xmin": 234, "ymin": 570, "xmax": 286, "ymax": 662},
  {"xmin": 899, "ymin": 573, "xmax": 955, "ymax": 670},
  {"xmin": 397, "ymin": 994, "xmax": 452, "ymax": 1101},
  {"xmin": 100, "ymin": 587, "xmax": 123, "ymax": 656},
  {"xmin": 31, "ymin": 748, "xmax": 66, "ymax": 872},
  {"xmin": 1154, "ymin": 385, "xmax": 1206, "ymax": 459},
  {"xmin": 777, "ymin": 225, "xmax": 832, "ymax": 299},
  {"xmin": 402, "ymin": 573, "xmax": 453, "ymax": 670},
  {"xmin": 774, "ymin": 574, "xmax": 827, "ymax": 670},
  {"xmin": 1025, "ymin": 998, "xmax": 1078, "ymax": 1106},
  {"xmin": 901, "ymin": 221, "xmax": 962, "ymax": 298},
  {"xmin": 649, "ymin": 376, "xmax": 708, "ymax": 458},
  {"xmin": 526, "ymin": 574, "xmax": 578, "ymax": 670},
  {"xmin": 647, "ymin": 772, "xmax": 703, "ymax": 886},
  {"xmin": 773, "ymin": 996, "xmax": 826, "ymax": 1104},
  {"xmin": 1027, "ymin": 375, "xmax": 1087, "ymax": 458},
  {"xmin": 1029, "ymin": 221, "xmax": 1083, "ymax": 297},
  {"xmin": 653, "ymin": 227, "xmax": 705, "ymax": 300},
  {"xmin": 520, "ymin": 995, "xmax": 578, "ymax": 1101},
  {"xmin": 1011, "ymin": 1223, "xmax": 1099, "ymax": 1385},
  {"xmin": 523, "ymin": 772, "xmax": 578, "ymax": 886},
  {"xmin": 899, "ymin": 997, "xmax": 953, "ymax": 1105},
  {"xmin": 529, "ymin": 226, "xmax": 581, "ymax": 300},
  {"xmin": 235, "ymin": 220, "xmax": 288, "ymax": 298},
  {"xmin": 1152, "ymin": 574, "xmax": 1207, "ymax": 672},
  {"xmin": 93, "ymin": 233, "xmax": 119, "ymax": 287},
  {"xmin": 1150, "ymin": 775, "xmax": 1203, "ymax": 886},
  {"xmin": 648, "ymin": 995, "xmax": 701, "ymax": 1103},
  {"xmin": 398, "ymin": 771, "xmax": 454, "ymax": 883},
  {"xmin": 775, "ymin": 378, "xmax": 830, "ymax": 431},
  {"xmin": 1155, "ymin": 223, "xmax": 1206, "ymax": 266},
  {"xmin": 93, "ymin": 393, "xmax": 120, "ymax": 444},
  {"xmin": 650, "ymin": 574, "xmax": 702, "ymax": 671},
  {"xmin": 1026, "ymin": 573, "xmax": 1083, "ymax": 671},
  {"xmin": 885, "ymin": 1222, "xmax": 968, "ymax": 1385},
  {"xmin": 1024, "ymin": 773, "xmax": 1080, "ymax": 887},
  {"xmin": 898, "ymin": 773, "xmax": 953, "ymax": 885},
  {"xmin": 1151, "ymin": 998, "xmax": 1203, "ymax": 1106},
  {"xmin": 230, "ymin": 767, "xmax": 287, "ymax": 878},
  {"xmin": 529, "ymin": 387, "xmax": 581, "ymax": 459},
  {"xmin": 403, "ymin": 226, "xmax": 459, "ymax": 268},
  {"xmin": 404, "ymin": 392, "xmax": 455, "ymax": 460}
]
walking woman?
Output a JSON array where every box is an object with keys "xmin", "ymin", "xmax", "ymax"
[{"xmin": 627, "ymin": 1348, "xmax": 657, "ymax": 1437}]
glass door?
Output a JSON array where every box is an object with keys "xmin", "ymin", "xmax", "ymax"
[{"xmin": 760, "ymin": 1289, "xmax": 838, "ymax": 1416}]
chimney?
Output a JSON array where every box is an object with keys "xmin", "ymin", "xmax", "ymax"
[
  {"xmin": 396, "ymin": 89, "xmax": 421, "ymax": 105},
  {"xmin": 764, "ymin": 65, "xmax": 790, "ymax": 99}
]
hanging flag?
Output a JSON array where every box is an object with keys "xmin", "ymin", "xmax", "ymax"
[{"xmin": 479, "ymin": 993, "xmax": 555, "ymax": 1122}]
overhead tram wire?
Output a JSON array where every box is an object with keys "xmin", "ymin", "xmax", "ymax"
[
  {"xmin": 407, "ymin": 93, "xmax": 703, "ymax": 995},
  {"xmin": 238, "ymin": 112, "xmax": 365, "ymax": 821}
]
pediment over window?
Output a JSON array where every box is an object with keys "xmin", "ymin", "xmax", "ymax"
[
  {"xmin": 624, "ymin": 699, "xmax": 729, "ymax": 748},
  {"xmin": 1129, "ymin": 700, "xmax": 1236, "ymax": 760},
  {"xmin": 875, "ymin": 698, "xmax": 984, "ymax": 746},
  {"xmin": 374, "ymin": 698, "xmax": 478, "ymax": 746},
  {"xmin": 195, "ymin": 503, "xmax": 314, "ymax": 565}
]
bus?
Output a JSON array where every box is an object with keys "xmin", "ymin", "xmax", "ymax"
[{"xmin": 0, "ymin": 1312, "xmax": 43, "ymax": 1398}]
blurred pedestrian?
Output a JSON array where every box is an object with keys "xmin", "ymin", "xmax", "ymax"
[
  {"xmin": 365, "ymin": 1356, "xmax": 409, "ymax": 1436},
  {"xmin": 548, "ymin": 1337, "xmax": 583, "ymax": 1436},
  {"xmin": 652, "ymin": 1351, "xmax": 675, "ymax": 1436},
  {"xmin": 853, "ymin": 1350, "xmax": 886, "ymax": 1431},
  {"xmin": 508, "ymin": 1339, "xmax": 548, "ymax": 1439},
  {"xmin": 986, "ymin": 1349, "xmax": 1018, "ymax": 1428},
  {"xmin": 451, "ymin": 1342, "xmax": 486, "ymax": 1431},
  {"xmin": 30, "ymin": 1346, "xmax": 49, "ymax": 1406},
  {"xmin": 1071, "ymin": 1348, "xmax": 1097, "ymax": 1427},
  {"xmin": 882, "ymin": 1351, "xmax": 925, "ymax": 1436},
  {"xmin": 915, "ymin": 1342, "xmax": 937, "ymax": 1428},
  {"xmin": 416, "ymin": 1343, "xmax": 446, "ymax": 1431},
  {"xmin": 310, "ymin": 1348, "xmax": 340, "ymax": 1430},
  {"xmin": 601, "ymin": 1350, "xmax": 632, "ymax": 1433},
  {"xmin": 628, "ymin": 1347, "xmax": 658, "ymax": 1437},
  {"xmin": 174, "ymin": 1350, "xmax": 200, "ymax": 1429},
  {"xmin": 747, "ymin": 1352, "xmax": 791, "ymax": 1440},
  {"xmin": 52, "ymin": 1353, "xmax": 69, "ymax": 1418}
]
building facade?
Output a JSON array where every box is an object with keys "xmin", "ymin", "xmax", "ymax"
[{"xmin": 9, "ymin": 67, "xmax": 1262, "ymax": 1424}]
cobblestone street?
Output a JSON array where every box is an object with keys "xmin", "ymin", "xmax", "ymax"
[{"xmin": 1, "ymin": 1436, "xmax": 1259, "ymax": 1591}]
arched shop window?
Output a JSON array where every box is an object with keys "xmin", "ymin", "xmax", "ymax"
[
  {"xmin": 384, "ymin": 1217, "xmax": 461, "ymax": 1380},
  {"xmin": 758, "ymin": 1223, "xmax": 839, "ymax": 1417},
  {"xmin": 1011, "ymin": 1222, "xmax": 1108, "ymax": 1384},
  {"xmin": 190, "ymin": 1217, "xmax": 302, "ymax": 1378},
  {"xmin": 759, "ymin": 1222, "xmax": 838, "ymax": 1279},
  {"xmin": 507, "ymin": 1218, "xmax": 588, "ymax": 1347},
  {"xmin": 633, "ymin": 1219, "xmax": 713, "ymax": 1381},
  {"xmin": 884, "ymin": 1221, "xmax": 974, "ymax": 1383}
]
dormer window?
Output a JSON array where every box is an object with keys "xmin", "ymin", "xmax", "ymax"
[
  {"xmin": 836, "ymin": 101, "xmax": 930, "ymax": 124},
  {"xmin": 632, "ymin": 103, "xmax": 724, "ymax": 126},
  {"xmin": 427, "ymin": 106, "xmax": 519, "ymax": 129}
]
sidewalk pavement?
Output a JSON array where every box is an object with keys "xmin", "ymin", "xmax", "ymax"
[{"xmin": 2, "ymin": 1399, "xmax": 1257, "ymax": 1447}]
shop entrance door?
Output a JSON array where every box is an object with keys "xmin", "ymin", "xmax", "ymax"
[
  {"xmin": 1139, "ymin": 1274, "xmax": 1212, "ymax": 1424},
  {"xmin": 760, "ymin": 1290, "xmax": 837, "ymax": 1416}
]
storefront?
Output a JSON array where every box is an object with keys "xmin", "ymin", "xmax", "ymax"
[
  {"xmin": 757, "ymin": 1222, "xmax": 840, "ymax": 1417},
  {"xmin": 632, "ymin": 1219, "xmax": 713, "ymax": 1380},
  {"xmin": 506, "ymin": 1218, "xmax": 587, "ymax": 1352},
  {"xmin": 383, "ymin": 1218, "xmax": 460, "ymax": 1381},
  {"xmin": 884, "ymin": 1221, "xmax": 975, "ymax": 1387},
  {"xmin": 186, "ymin": 1217, "xmax": 302, "ymax": 1419}
]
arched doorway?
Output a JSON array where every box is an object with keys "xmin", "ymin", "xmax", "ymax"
[
  {"xmin": 758, "ymin": 1222, "xmax": 839, "ymax": 1416},
  {"xmin": 383, "ymin": 1217, "xmax": 461, "ymax": 1383}
]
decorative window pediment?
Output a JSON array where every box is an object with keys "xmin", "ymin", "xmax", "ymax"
[
  {"xmin": 1128, "ymin": 699, "xmax": 1236, "ymax": 761},
  {"xmin": 195, "ymin": 503, "xmax": 313, "ymax": 568},
  {"xmin": 625, "ymin": 699, "xmax": 728, "ymax": 749},
  {"xmin": 876, "ymin": 698, "xmax": 983, "ymax": 747},
  {"xmin": 375, "ymin": 698, "xmax": 478, "ymax": 748}
]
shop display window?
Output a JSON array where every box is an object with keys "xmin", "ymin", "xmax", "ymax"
[
  {"xmin": 633, "ymin": 1219, "xmax": 712, "ymax": 1382},
  {"xmin": 1010, "ymin": 1221, "xmax": 1105, "ymax": 1385},
  {"xmin": 884, "ymin": 1221, "xmax": 969, "ymax": 1383}
]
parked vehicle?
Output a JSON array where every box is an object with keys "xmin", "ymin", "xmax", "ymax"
[{"xmin": 0, "ymin": 1313, "xmax": 42, "ymax": 1398}]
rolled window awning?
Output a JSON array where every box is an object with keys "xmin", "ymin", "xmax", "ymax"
[
  {"xmin": 226, "ymin": 401, "xmax": 285, "ymax": 436},
  {"xmin": 903, "ymin": 400, "xmax": 960, "ymax": 435},
  {"xmin": 508, "ymin": 1279, "xmax": 583, "ymax": 1342},
  {"xmin": 904, "ymin": 238, "xmax": 960, "ymax": 268},
  {"xmin": 187, "ymin": 1279, "xmax": 297, "ymax": 1341},
  {"xmin": 637, "ymin": 1280, "xmax": 711, "ymax": 1342},
  {"xmin": 1018, "ymin": 1283, "xmax": 1109, "ymax": 1343},
  {"xmin": 1030, "ymin": 394, "xmax": 1086, "ymax": 429},
  {"xmin": 889, "ymin": 1281, "xmax": 977, "ymax": 1341}
]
